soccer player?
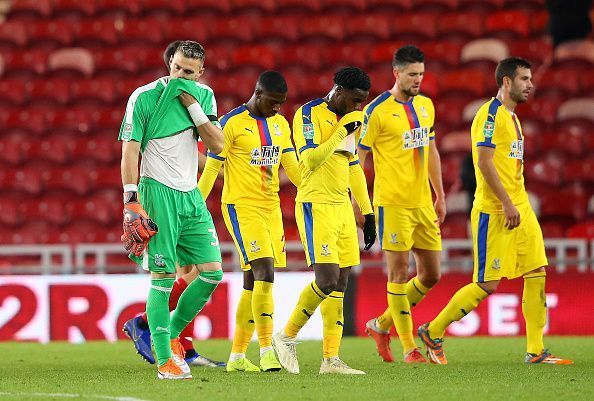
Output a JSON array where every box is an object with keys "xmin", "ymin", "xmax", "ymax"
[
  {"xmin": 122, "ymin": 40, "xmax": 225, "ymax": 369},
  {"xmin": 418, "ymin": 57, "xmax": 573, "ymax": 365},
  {"xmin": 198, "ymin": 71, "xmax": 301, "ymax": 372},
  {"xmin": 358, "ymin": 45, "xmax": 445, "ymax": 364},
  {"xmin": 119, "ymin": 41, "xmax": 225, "ymax": 379},
  {"xmin": 272, "ymin": 67, "xmax": 377, "ymax": 375}
]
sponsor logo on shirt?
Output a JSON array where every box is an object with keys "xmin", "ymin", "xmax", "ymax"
[
  {"xmin": 483, "ymin": 121, "xmax": 494, "ymax": 138},
  {"xmin": 508, "ymin": 140, "xmax": 524, "ymax": 160},
  {"xmin": 154, "ymin": 254, "xmax": 165, "ymax": 267},
  {"xmin": 250, "ymin": 145, "xmax": 280, "ymax": 166},
  {"xmin": 402, "ymin": 127, "xmax": 429, "ymax": 149},
  {"xmin": 303, "ymin": 123, "xmax": 315, "ymax": 140}
]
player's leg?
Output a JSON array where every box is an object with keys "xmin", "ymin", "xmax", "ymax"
[{"xmin": 519, "ymin": 207, "xmax": 572, "ymax": 364}]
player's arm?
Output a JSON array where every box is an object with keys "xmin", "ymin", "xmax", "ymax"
[
  {"xmin": 298, "ymin": 111, "xmax": 364, "ymax": 171},
  {"xmin": 197, "ymin": 117, "xmax": 234, "ymax": 199},
  {"xmin": 428, "ymin": 137, "xmax": 446, "ymax": 224},
  {"xmin": 349, "ymin": 159, "xmax": 376, "ymax": 250},
  {"xmin": 352, "ymin": 105, "xmax": 378, "ymax": 227},
  {"xmin": 351, "ymin": 146, "xmax": 371, "ymax": 227},
  {"xmin": 179, "ymin": 92, "xmax": 224, "ymax": 154},
  {"xmin": 281, "ymin": 148, "xmax": 301, "ymax": 187},
  {"xmin": 477, "ymin": 146, "xmax": 520, "ymax": 229}
]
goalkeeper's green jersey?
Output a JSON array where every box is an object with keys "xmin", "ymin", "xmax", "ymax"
[{"xmin": 118, "ymin": 77, "xmax": 220, "ymax": 192}]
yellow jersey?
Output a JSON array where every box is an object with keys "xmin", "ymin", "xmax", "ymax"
[
  {"xmin": 202, "ymin": 105, "xmax": 298, "ymax": 208},
  {"xmin": 471, "ymin": 98, "xmax": 529, "ymax": 213},
  {"xmin": 293, "ymin": 99, "xmax": 364, "ymax": 205},
  {"xmin": 359, "ymin": 92, "xmax": 436, "ymax": 208}
]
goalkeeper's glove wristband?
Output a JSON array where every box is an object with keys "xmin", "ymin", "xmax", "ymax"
[{"xmin": 363, "ymin": 213, "xmax": 376, "ymax": 251}]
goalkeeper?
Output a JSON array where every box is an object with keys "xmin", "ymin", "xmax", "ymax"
[{"xmin": 119, "ymin": 40, "xmax": 224, "ymax": 380}]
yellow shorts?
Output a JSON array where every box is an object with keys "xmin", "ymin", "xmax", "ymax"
[
  {"xmin": 376, "ymin": 205, "xmax": 442, "ymax": 252},
  {"xmin": 295, "ymin": 202, "xmax": 360, "ymax": 268},
  {"xmin": 471, "ymin": 205, "xmax": 548, "ymax": 283},
  {"xmin": 222, "ymin": 203, "xmax": 286, "ymax": 271}
]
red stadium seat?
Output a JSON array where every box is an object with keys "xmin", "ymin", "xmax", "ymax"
[
  {"xmin": 258, "ymin": 15, "xmax": 300, "ymax": 42},
  {"xmin": 423, "ymin": 41, "xmax": 464, "ymax": 70},
  {"xmin": 210, "ymin": 72, "xmax": 258, "ymax": 99},
  {"xmin": 68, "ymin": 198, "xmax": 114, "ymax": 225},
  {"xmin": 320, "ymin": 0, "xmax": 367, "ymax": 12},
  {"xmin": 368, "ymin": 66, "xmax": 396, "ymax": 98},
  {"xmin": 275, "ymin": 0, "xmax": 321, "ymax": 13},
  {"xmin": 410, "ymin": 0, "xmax": 458, "ymax": 13},
  {"xmin": 536, "ymin": 68, "xmax": 580, "ymax": 99},
  {"xmin": 503, "ymin": 0, "xmax": 544, "ymax": 12},
  {"xmin": 0, "ymin": 196, "xmax": 24, "ymax": 227},
  {"xmin": 0, "ymin": 79, "xmax": 28, "ymax": 106},
  {"xmin": 23, "ymin": 134, "xmax": 74, "ymax": 164},
  {"xmin": 165, "ymin": 17, "xmax": 211, "ymax": 44},
  {"xmin": 142, "ymin": 0, "xmax": 186, "ymax": 15},
  {"xmin": 367, "ymin": 0, "xmax": 412, "ymax": 12},
  {"xmin": 420, "ymin": 72, "xmax": 439, "ymax": 99},
  {"xmin": 509, "ymin": 39, "xmax": 553, "ymax": 67},
  {"xmin": 13, "ymin": 222, "xmax": 59, "ymax": 244},
  {"xmin": 22, "ymin": 196, "xmax": 70, "ymax": 226},
  {"xmin": 485, "ymin": 10, "xmax": 530, "ymax": 38},
  {"xmin": 440, "ymin": 131, "xmax": 471, "ymax": 153},
  {"xmin": 28, "ymin": 20, "xmax": 75, "ymax": 47},
  {"xmin": 76, "ymin": 18, "xmax": 120, "ymax": 46},
  {"xmin": 71, "ymin": 136, "xmax": 119, "ymax": 164},
  {"xmin": 393, "ymin": 13, "xmax": 438, "ymax": 41},
  {"xmin": 281, "ymin": 44, "xmax": 325, "ymax": 70},
  {"xmin": 48, "ymin": 48, "xmax": 94, "ymax": 77},
  {"xmin": 3, "ymin": 108, "xmax": 47, "ymax": 135},
  {"xmin": 327, "ymin": 44, "xmax": 370, "ymax": 71},
  {"xmin": 438, "ymin": 12, "xmax": 484, "ymax": 41},
  {"xmin": 71, "ymin": 78, "xmax": 118, "ymax": 105},
  {"xmin": 231, "ymin": 45, "xmax": 278, "ymax": 70},
  {"xmin": 566, "ymin": 221, "xmax": 594, "ymax": 239},
  {"xmin": 539, "ymin": 220, "xmax": 566, "ymax": 238},
  {"xmin": 564, "ymin": 157, "xmax": 594, "ymax": 184},
  {"xmin": 523, "ymin": 99, "xmax": 562, "ymax": 125},
  {"xmin": 300, "ymin": 72, "xmax": 335, "ymax": 98},
  {"xmin": 301, "ymin": 15, "xmax": 347, "ymax": 41},
  {"xmin": 186, "ymin": 0, "xmax": 232, "ymax": 13},
  {"xmin": 10, "ymin": 166, "xmax": 46, "ymax": 195},
  {"xmin": 440, "ymin": 155, "xmax": 462, "ymax": 187},
  {"xmin": 91, "ymin": 166, "xmax": 122, "ymax": 191},
  {"xmin": 369, "ymin": 41, "xmax": 406, "ymax": 67},
  {"xmin": 120, "ymin": 18, "xmax": 164, "ymax": 45},
  {"xmin": 439, "ymin": 69, "xmax": 488, "ymax": 98},
  {"xmin": 460, "ymin": 38, "xmax": 509, "ymax": 68},
  {"xmin": 553, "ymin": 40, "xmax": 594, "ymax": 72},
  {"xmin": 211, "ymin": 16, "xmax": 259, "ymax": 43},
  {"xmin": 458, "ymin": 0, "xmax": 504, "ymax": 12},
  {"xmin": 557, "ymin": 98, "xmax": 594, "ymax": 123},
  {"xmin": 46, "ymin": 108, "xmax": 94, "ymax": 134},
  {"xmin": 0, "ymin": 136, "xmax": 25, "ymax": 165},
  {"xmin": 530, "ymin": 10, "xmax": 549, "ymax": 36},
  {"xmin": 53, "ymin": 0, "xmax": 97, "ymax": 17},
  {"xmin": 94, "ymin": 48, "xmax": 138, "ymax": 74},
  {"xmin": 96, "ymin": 0, "xmax": 142, "ymax": 16},
  {"xmin": 26, "ymin": 78, "xmax": 71, "ymax": 106},
  {"xmin": 92, "ymin": 107, "xmax": 124, "ymax": 130},
  {"xmin": 3, "ymin": 50, "xmax": 49, "ymax": 78},
  {"xmin": 434, "ymin": 98, "xmax": 467, "ymax": 128},
  {"xmin": 524, "ymin": 157, "xmax": 563, "ymax": 187},
  {"xmin": 44, "ymin": 166, "xmax": 94, "ymax": 195},
  {"xmin": 232, "ymin": 0, "xmax": 277, "ymax": 13},
  {"xmin": 540, "ymin": 131, "xmax": 584, "ymax": 157},
  {"xmin": 440, "ymin": 215, "xmax": 469, "ymax": 239},
  {"xmin": 58, "ymin": 222, "xmax": 105, "ymax": 244},
  {"xmin": 0, "ymin": 20, "xmax": 29, "ymax": 47},
  {"xmin": 348, "ymin": 14, "xmax": 392, "ymax": 41},
  {"xmin": 538, "ymin": 186, "xmax": 587, "ymax": 221},
  {"xmin": 8, "ymin": 0, "xmax": 52, "ymax": 18}
]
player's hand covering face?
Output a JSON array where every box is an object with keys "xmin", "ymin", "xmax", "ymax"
[
  {"xmin": 336, "ymin": 86, "xmax": 369, "ymax": 115},
  {"xmin": 169, "ymin": 52, "xmax": 205, "ymax": 81}
]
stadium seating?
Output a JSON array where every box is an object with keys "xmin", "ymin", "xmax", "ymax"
[{"xmin": 0, "ymin": 1, "xmax": 593, "ymax": 246}]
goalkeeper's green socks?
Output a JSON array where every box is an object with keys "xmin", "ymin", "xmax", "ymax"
[
  {"xmin": 146, "ymin": 278, "xmax": 175, "ymax": 366},
  {"xmin": 169, "ymin": 270, "xmax": 223, "ymax": 340}
]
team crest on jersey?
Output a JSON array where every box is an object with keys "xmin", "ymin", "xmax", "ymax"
[
  {"xmin": 491, "ymin": 258, "xmax": 501, "ymax": 270},
  {"xmin": 508, "ymin": 140, "xmax": 524, "ymax": 160},
  {"xmin": 154, "ymin": 254, "xmax": 165, "ymax": 267},
  {"xmin": 303, "ymin": 123, "xmax": 314, "ymax": 140},
  {"xmin": 250, "ymin": 241, "xmax": 260, "ymax": 253},
  {"xmin": 273, "ymin": 123, "xmax": 282, "ymax": 136},
  {"xmin": 122, "ymin": 123, "xmax": 133, "ymax": 140},
  {"xmin": 250, "ymin": 145, "xmax": 280, "ymax": 166},
  {"xmin": 403, "ymin": 127, "xmax": 429, "ymax": 149},
  {"xmin": 321, "ymin": 244, "xmax": 331, "ymax": 256},
  {"xmin": 420, "ymin": 106, "xmax": 429, "ymax": 119},
  {"xmin": 483, "ymin": 121, "xmax": 494, "ymax": 138},
  {"xmin": 390, "ymin": 233, "xmax": 399, "ymax": 244}
]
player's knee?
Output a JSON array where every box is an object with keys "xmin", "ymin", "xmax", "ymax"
[
  {"xmin": 477, "ymin": 280, "xmax": 498, "ymax": 295},
  {"xmin": 387, "ymin": 265, "xmax": 409, "ymax": 283},
  {"xmin": 315, "ymin": 277, "xmax": 338, "ymax": 295},
  {"xmin": 419, "ymin": 270, "xmax": 441, "ymax": 288}
]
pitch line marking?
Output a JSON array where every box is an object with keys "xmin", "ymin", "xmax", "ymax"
[{"xmin": 0, "ymin": 392, "xmax": 151, "ymax": 401}]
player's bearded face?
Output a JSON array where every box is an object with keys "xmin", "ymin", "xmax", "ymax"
[
  {"xmin": 396, "ymin": 62, "xmax": 424, "ymax": 97},
  {"xmin": 509, "ymin": 67, "xmax": 532, "ymax": 104},
  {"xmin": 169, "ymin": 53, "xmax": 205, "ymax": 81}
]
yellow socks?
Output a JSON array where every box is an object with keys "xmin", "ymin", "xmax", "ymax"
[
  {"xmin": 523, "ymin": 272, "xmax": 547, "ymax": 354},
  {"xmin": 284, "ymin": 281, "xmax": 327, "ymax": 338},
  {"xmin": 387, "ymin": 282, "xmax": 416, "ymax": 353},
  {"xmin": 253, "ymin": 281, "xmax": 274, "ymax": 350},
  {"xmin": 377, "ymin": 276, "xmax": 431, "ymax": 332},
  {"xmin": 429, "ymin": 283, "xmax": 488, "ymax": 339},
  {"xmin": 231, "ymin": 289, "xmax": 255, "ymax": 354},
  {"xmin": 321, "ymin": 291, "xmax": 344, "ymax": 359}
]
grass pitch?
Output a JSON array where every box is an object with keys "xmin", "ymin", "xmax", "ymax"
[{"xmin": 0, "ymin": 337, "xmax": 592, "ymax": 401}]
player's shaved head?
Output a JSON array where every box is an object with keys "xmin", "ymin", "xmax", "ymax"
[
  {"xmin": 163, "ymin": 40, "xmax": 182, "ymax": 69},
  {"xmin": 334, "ymin": 67, "xmax": 371, "ymax": 91},
  {"xmin": 257, "ymin": 70, "xmax": 288, "ymax": 93},
  {"xmin": 495, "ymin": 57, "xmax": 531, "ymax": 88},
  {"xmin": 175, "ymin": 40, "xmax": 206, "ymax": 62},
  {"xmin": 393, "ymin": 45, "xmax": 424, "ymax": 69}
]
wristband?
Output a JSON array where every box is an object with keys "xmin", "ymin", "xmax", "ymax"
[
  {"xmin": 123, "ymin": 184, "xmax": 138, "ymax": 192},
  {"xmin": 187, "ymin": 102, "xmax": 209, "ymax": 127}
]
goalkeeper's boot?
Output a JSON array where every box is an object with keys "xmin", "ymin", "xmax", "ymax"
[
  {"xmin": 319, "ymin": 357, "xmax": 366, "ymax": 375},
  {"xmin": 525, "ymin": 349, "xmax": 573, "ymax": 365},
  {"xmin": 272, "ymin": 331, "xmax": 300, "ymax": 374},
  {"xmin": 418, "ymin": 323, "xmax": 447, "ymax": 365},
  {"xmin": 170, "ymin": 338, "xmax": 191, "ymax": 376},
  {"xmin": 260, "ymin": 349, "xmax": 282, "ymax": 372},
  {"xmin": 122, "ymin": 316, "xmax": 155, "ymax": 364},
  {"xmin": 185, "ymin": 350, "xmax": 226, "ymax": 368},
  {"xmin": 365, "ymin": 318, "xmax": 394, "ymax": 362},
  {"xmin": 157, "ymin": 359, "xmax": 191, "ymax": 380},
  {"xmin": 404, "ymin": 347, "xmax": 427, "ymax": 363},
  {"xmin": 226, "ymin": 357, "xmax": 261, "ymax": 372}
]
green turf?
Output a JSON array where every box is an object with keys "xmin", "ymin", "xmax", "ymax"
[{"xmin": 0, "ymin": 337, "xmax": 591, "ymax": 401}]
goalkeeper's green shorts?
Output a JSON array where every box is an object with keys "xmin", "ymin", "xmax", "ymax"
[{"xmin": 129, "ymin": 177, "xmax": 222, "ymax": 274}]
